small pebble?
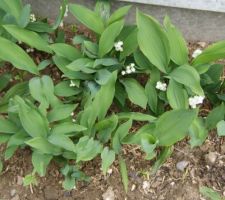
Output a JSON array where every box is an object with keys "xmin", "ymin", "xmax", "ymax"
[
  {"xmin": 176, "ymin": 160, "xmax": 189, "ymax": 171},
  {"xmin": 10, "ymin": 189, "xmax": 16, "ymax": 197},
  {"xmin": 205, "ymin": 152, "xmax": 218, "ymax": 165},
  {"xmin": 131, "ymin": 184, "xmax": 136, "ymax": 191},
  {"xmin": 102, "ymin": 187, "xmax": 115, "ymax": 200},
  {"xmin": 142, "ymin": 181, "xmax": 150, "ymax": 191}
]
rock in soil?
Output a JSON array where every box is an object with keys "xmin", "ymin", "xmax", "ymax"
[
  {"xmin": 205, "ymin": 152, "xmax": 218, "ymax": 165},
  {"xmin": 102, "ymin": 186, "xmax": 115, "ymax": 200},
  {"xmin": 176, "ymin": 161, "xmax": 189, "ymax": 172}
]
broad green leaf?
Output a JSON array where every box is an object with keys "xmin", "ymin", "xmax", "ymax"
[
  {"xmin": 120, "ymin": 27, "xmax": 138, "ymax": 60},
  {"xmin": 121, "ymin": 78, "xmax": 148, "ymax": 109},
  {"xmin": 101, "ymin": 147, "xmax": 115, "ymax": 175},
  {"xmin": 29, "ymin": 75, "xmax": 57, "ymax": 109},
  {"xmin": 69, "ymin": 3, "xmax": 104, "ymax": 34},
  {"xmin": 119, "ymin": 156, "xmax": 128, "ymax": 193},
  {"xmin": 7, "ymin": 131, "xmax": 29, "ymax": 147},
  {"xmin": 169, "ymin": 65, "xmax": 204, "ymax": 96},
  {"xmin": 4, "ymin": 146, "xmax": 17, "ymax": 160},
  {"xmin": 217, "ymin": 120, "xmax": 225, "ymax": 136},
  {"xmin": 167, "ymin": 79, "xmax": 188, "ymax": 109},
  {"xmin": 145, "ymin": 79, "xmax": 158, "ymax": 113},
  {"xmin": 26, "ymin": 137, "xmax": 61, "ymax": 155},
  {"xmin": 63, "ymin": 176, "xmax": 75, "ymax": 190},
  {"xmin": 153, "ymin": 109, "xmax": 198, "ymax": 146},
  {"xmin": 112, "ymin": 119, "xmax": 132, "ymax": 153},
  {"xmin": 55, "ymin": 81, "xmax": 82, "ymax": 97},
  {"xmin": 95, "ymin": 0, "xmax": 110, "ymax": 22},
  {"xmin": 96, "ymin": 114, "xmax": 118, "ymax": 143},
  {"xmin": 50, "ymin": 43, "xmax": 82, "ymax": 61},
  {"xmin": 141, "ymin": 134, "xmax": 157, "ymax": 160},
  {"xmin": 4, "ymin": 25, "xmax": 52, "ymax": 53},
  {"xmin": 200, "ymin": 186, "xmax": 222, "ymax": 200},
  {"xmin": 163, "ymin": 15, "xmax": 188, "ymax": 65},
  {"xmin": 95, "ymin": 69, "xmax": 112, "ymax": 85},
  {"xmin": 47, "ymin": 104, "xmax": 77, "ymax": 123},
  {"xmin": 14, "ymin": 96, "xmax": 49, "ymax": 138},
  {"xmin": 93, "ymin": 58, "xmax": 119, "ymax": 68},
  {"xmin": 117, "ymin": 112, "xmax": 156, "ymax": 122},
  {"xmin": 0, "ymin": 119, "xmax": 18, "ymax": 133},
  {"xmin": 189, "ymin": 117, "xmax": 208, "ymax": 148},
  {"xmin": 66, "ymin": 58, "xmax": 95, "ymax": 73},
  {"xmin": 37, "ymin": 59, "xmax": 52, "ymax": 71},
  {"xmin": 75, "ymin": 136, "xmax": 103, "ymax": 162},
  {"xmin": 48, "ymin": 134, "xmax": 75, "ymax": 152},
  {"xmin": 51, "ymin": 122, "xmax": 87, "ymax": 135},
  {"xmin": 32, "ymin": 151, "xmax": 52, "ymax": 176},
  {"xmin": 0, "ymin": 37, "xmax": 38, "ymax": 75},
  {"xmin": 137, "ymin": 11, "xmax": 170, "ymax": 73},
  {"xmin": 84, "ymin": 41, "xmax": 98, "ymax": 58},
  {"xmin": 134, "ymin": 49, "xmax": 152, "ymax": 70},
  {"xmin": 2, "ymin": 0, "xmax": 22, "ymax": 21},
  {"xmin": 99, "ymin": 20, "xmax": 124, "ymax": 57},
  {"xmin": 107, "ymin": 5, "xmax": 131, "ymax": 25},
  {"xmin": 206, "ymin": 103, "xmax": 225, "ymax": 130},
  {"xmin": 192, "ymin": 40, "xmax": 225, "ymax": 66},
  {"xmin": 18, "ymin": 4, "xmax": 31, "ymax": 28},
  {"xmin": 0, "ymin": 134, "xmax": 11, "ymax": 144}
]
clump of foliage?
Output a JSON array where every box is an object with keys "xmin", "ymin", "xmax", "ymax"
[{"xmin": 1, "ymin": 0, "xmax": 225, "ymax": 192}]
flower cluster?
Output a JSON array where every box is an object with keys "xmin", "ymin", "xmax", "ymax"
[
  {"xmin": 156, "ymin": 81, "xmax": 167, "ymax": 91},
  {"xmin": 69, "ymin": 80, "xmax": 76, "ymax": 87},
  {"xmin": 30, "ymin": 14, "xmax": 36, "ymax": 22},
  {"xmin": 192, "ymin": 49, "xmax": 202, "ymax": 58},
  {"xmin": 114, "ymin": 41, "xmax": 123, "ymax": 52},
  {"xmin": 26, "ymin": 48, "xmax": 34, "ymax": 53},
  {"xmin": 121, "ymin": 63, "xmax": 136, "ymax": 75},
  {"xmin": 188, "ymin": 95, "xmax": 204, "ymax": 108}
]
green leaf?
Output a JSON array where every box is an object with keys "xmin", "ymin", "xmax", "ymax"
[
  {"xmin": 14, "ymin": 96, "xmax": 49, "ymax": 138},
  {"xmin": 121, "ymin": 78, "xmax": 148, "ymax": 109},
  {"xmin": 120, "ymin": 27, "xmax": 138, "ymax": 60},
  {"xmin": 137, "ymin": 11, "xmax": 170, "ymax": 73},
  {"xmin": 83, "ymin": 41, "xmax": 98, "ymax": 59},
  {"xmin": 0, "ymin": 119, "xmax": 18, "ymax": 134},
  {"xmin": 75, "ymin": 136, "xmax": 103, "ymax": 162},
  {"xmin": 99, "ymin": 20, "xmax": 124, "ymax": 57},
  {"xmin": 69, "ymin": 3, "xmax": 104, "ymax": 34},
  {"xmin": 66, "ymin": 58, "xmax": 95, "ymax": 73},
  {"xmin": 23, "ymin": 174, "xmax": 37, "ymax": 186},
  {"xmin": 169, "ymin": 65, "xmax": 204, "ymax": 96},
  {"xmin": 145, "ymin": 79, "xmax": 158, "ymax": 113},
  {"xmin": 47, "ymin": 104, "xmax": 77, "ymax": 123},
  {"xmin": 167, "ymin": 79, "xmax": 188, "ymax": 109},
  {"xmin": 119, "ymin": 156, "xmax": 128, "ymax": 193},
  {"xmin": 4, "ymin": 25, "xmax": 52, "ymax": 53},
  {"xmin": 2, "ymin": 0, "xmax": 22, "ymax": 21},
  {"xmin": 107, "ymin": 5, "xmax": 131, "ymax": 25},
  {"xmin": 117, "ymin": 112, "xmax": 156, "ymax": 122},
  {"xmin": 0, "ymin": 73, "xmax": 11, "ymax": 92},
  {"xmin": 163, "ymin": 15, "xmax": 188, "ymax": 65},
  {"xmin": 0, "ymin": 37, "xmax": 38, "ymax": 75},
  {"xmin": 112, "ymin": 120, "xmax": 132, "ymax": 153},
  {"xmin": 63, "ymin": 176, "xmax": 75, "ymax": 190},
  {"xmin": 4, "ymin": 146, "xmax": 17, "ymax": 160},
  {"xmin": 95, "ymin": 0, "xmax": 110, "ymax": 22},
  {"xmin": 7, "ymin": 131, "xmax": 29, "ymax": 147},
  {"xmin": 153, "ymin": 109, "xmax": 197, "ymax": 146},
  {"xmin": 26, "ymin": 137, "xmax": 61, "ymax": 155},
  {"xmin": 37, "ymin": 59, "xmax": 52, "ymax": 71},
  {"xmin": 206, "ymin": 103, "xmax": 225, "ymax": 130},
  {"xmin": 200, "ymin": 186, "xmax": 222, "ymax": 200},
  {"xmin": 51, "ymin": 122, "xmax": 87, "ymax": 135},
  {"xmin": 151, "ymin": 146, "xmax": 173, "ymax": 174},
  {"xmin": 217, "ymin": 120, "xmax": 225, "ymax": 136},
  {"xmin": 55, "ymin": 81, "xmax": 82, "ymax": 97},
  {"xmin": 32, "ymin": 151, "xmax": 52, "ymax": 176},
  {"xmin": 29, "ymin": 75, "xmax": 57, "ymax": 109},
  {"xmin": 189, "ymin": 117, "xmax": 208, "ymax": 148},
  {"xmin": 18, "ymin": 4, "xmax": 31, "ymax": 28},
  {"xmin": 134, "ymin": 49, "xmax": 152, "ymax": 70},
  {"xmin": 48, "ymin": 134, "xmax": 76, "ymax": 152},
  {"xmin": 141, "ymin": 134, "xmax": 157, "ymax": 160},
  {"xmin": 93, "ymin": 58, "xmax": 119, "ymax": 68},
  {"xmin": 50, "ymin": 43, "xmax": 82, "ymax": 61},
  {"xmin": 192, "ymin": 40, "xmax": 225, "ymax": 66},
  {"xmin": 96, "ymin": 114, "xmax": 118, "ymax": 143},
  {"xmin": 101, "ymin": 147, "xmax": 115, "ymax": 175}
]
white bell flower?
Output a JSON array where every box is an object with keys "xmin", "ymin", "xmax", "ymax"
[
  {"xmin": 114, "ymin": 41, "xmax": 123, "ymax": 52},
  {"xmin": 156, "ymin": 81, "xmax": 167, "ymax": 91},
  {"xmin": 192, "ymin": 49, "xmax": 202, "ymax": 58}
]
